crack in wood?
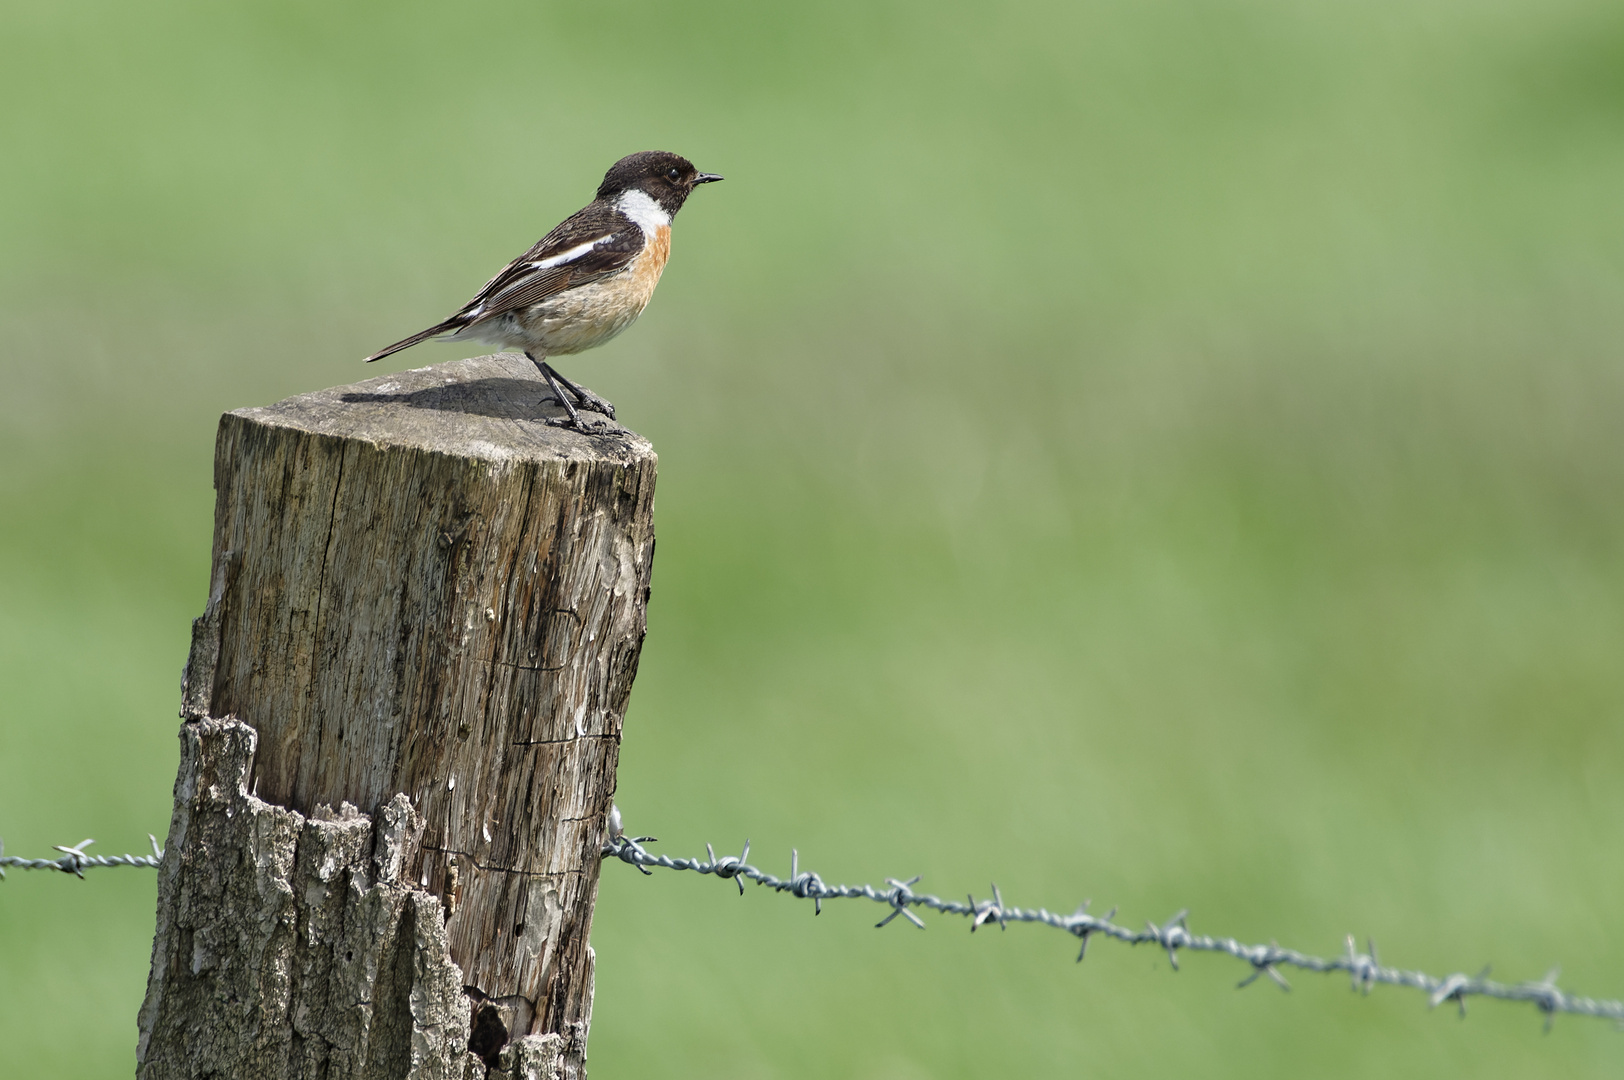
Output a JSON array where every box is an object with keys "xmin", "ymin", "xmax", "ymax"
[
  {"xmin": 508, "ymin": 734, "xmax": 616, "ymax": 748},
  {"xmin": 421, "ymin": 845, "xmax": 590, "ymax": 878},
  {"xmin": 489, "ymin": 659, "xmax": 567, "ymax": 674}
]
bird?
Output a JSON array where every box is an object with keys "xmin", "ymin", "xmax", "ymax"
[{"xmin": 364, "ymin": 150, "xmax": 722, "ymax": 429}]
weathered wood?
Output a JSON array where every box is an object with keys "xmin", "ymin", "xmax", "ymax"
[
  {"xmin": 136, "ymin": 718, "xmax": 473, "ymax": 1079},
  {"xmin": 136, "ymin": 718, "xmax": 582, "ymax": 1080},
  {"xmin": 144, "ymin": 354, "xmax": 656, "ymax": 1076}
]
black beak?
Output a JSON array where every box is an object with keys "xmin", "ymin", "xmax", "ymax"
[{"xmin": 693, "ymin": 172, "xmax": 724, "ymax": 185}]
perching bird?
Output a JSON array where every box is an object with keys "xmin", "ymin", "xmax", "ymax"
[{"xmin": 365, "ymin": 151, "xmax": 722, "ymax": 429}]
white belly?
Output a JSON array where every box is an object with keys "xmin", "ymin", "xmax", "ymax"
[{"xmin": 514, "ymin": 275, "xmax": 651, "ymax": 355}]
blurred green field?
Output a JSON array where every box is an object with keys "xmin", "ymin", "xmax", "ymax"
[{"xmin": 2, "ymin": 0, "xmax": 1622, "ymax": 1075}]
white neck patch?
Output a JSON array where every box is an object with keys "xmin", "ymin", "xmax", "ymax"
[{"xmin": 616, "ymin": 188, "xmax": 672, "ymax": 235}]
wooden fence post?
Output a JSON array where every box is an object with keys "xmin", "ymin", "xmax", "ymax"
[{"xmin": 136, "ymin": 353, "xmax": 657, "ymax": 1080}]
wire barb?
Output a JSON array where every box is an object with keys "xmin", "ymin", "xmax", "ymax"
[
  {"xmin": 787, "ymin": 849, "xmax": 827, "ymax": 915},
  {"xmin": 1344, "ymin": 935, "xmax": 1379, "ymax": 995},
  {"xmin": 969, "ymin": 883, "xmax": 1007, "ymax": 932},
  {"xmin": 876, "ymin": 876, "xmax": 927, "ymax": 929},
  {"xmin": 1528, "ymin": 968, "xmax": 1564, "ymax": 1033},
  {"xmin": 1068, "ymin": 900, "xmax": 1117, "ymax": 963},
  {"xmin": 1236, "ymin": 942, "xmax": 1291, "ymax": 992},
  {"xmin": 1150, "ymin": 909, "xmax": 1190, "ymax": 971}
]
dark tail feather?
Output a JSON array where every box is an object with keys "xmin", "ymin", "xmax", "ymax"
[{"xmin": 363, "ymin": 318, "xmax": 462, "ymax": 363}]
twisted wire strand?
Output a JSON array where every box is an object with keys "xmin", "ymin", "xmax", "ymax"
[
  {"xmin": 0, "ymin": 836, "xmax": 163, "ymax": 879},
  {"xmin": 601, "ymin": 835, "xmax": 1623, "ymax": 1028}
]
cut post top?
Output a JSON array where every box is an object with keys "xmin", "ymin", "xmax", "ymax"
[{"xmin": 231, "ymin": 351, "xmax": 654, "ymax": 468}]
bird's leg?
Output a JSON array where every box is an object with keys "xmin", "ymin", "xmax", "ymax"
[
  {"xmin": 541, "ymin": 362, "xmax": 616, "ymax": 420},
  {"xmin": 526, "ymin": 351, "xmax": 584, "ymax": 428},
  {"xmin": 525, "ymin": 351, "xmax": 562, "ymax": 405}
]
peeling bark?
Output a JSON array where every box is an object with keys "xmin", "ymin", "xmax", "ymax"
[{"xmin": 137, "ymin": 718, "xmax": 474, "ymax": 1078}]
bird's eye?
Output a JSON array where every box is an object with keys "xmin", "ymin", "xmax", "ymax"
[{"xmin": 666, "ymin": 167, "xmax": 682, "ymax": 182}]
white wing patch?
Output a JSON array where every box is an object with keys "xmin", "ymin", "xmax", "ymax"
[{"xmin": 531, "ymin": 235, "xmax": 614, "ymax": 270}]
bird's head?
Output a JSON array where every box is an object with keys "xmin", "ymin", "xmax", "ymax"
[{"xmin": 596, "ymin": 151, "xmax": 723, "ymax": 217}]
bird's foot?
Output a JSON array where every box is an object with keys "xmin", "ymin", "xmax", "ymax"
[
  {"xmin": 569, "ymin": 386, "xmax": 616, "ymax": 420},
  {"xmin": 533, "ymin": 358, "xmax": 616, "ymax": 426},
  {"xmin": 543, "ymin": 416, "xmax": 616, "ymax": 434}
]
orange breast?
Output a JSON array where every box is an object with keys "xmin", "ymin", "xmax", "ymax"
[{"xmin": 632, "ymin": 225, "xmax": 671, "ymax": 292}]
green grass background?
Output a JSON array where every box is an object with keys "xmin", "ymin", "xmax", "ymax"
[{"xmin": 2, "ymin": 0, "xmax": 1622, "ymax": 1075}]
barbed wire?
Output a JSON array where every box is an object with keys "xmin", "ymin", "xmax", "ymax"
[
  {"xmin": 8, "ymin": 826, "xmax": 1616, "ymax": 1030},
  {"xmin": 600, "ymin": 831, "xmax": 1624, "ymax": 1030},
  {"xmin": 0, "ymin": 836, "xmax": 163, "ymax": 878}
]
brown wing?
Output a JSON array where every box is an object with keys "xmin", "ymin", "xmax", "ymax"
[
  {"xmin": 365, "ymin": 200, "xmax": 642, "ymax": 362},
  {"xmin": 456, "ymin": 202, "xmax": 643, "ymax": 322}
]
